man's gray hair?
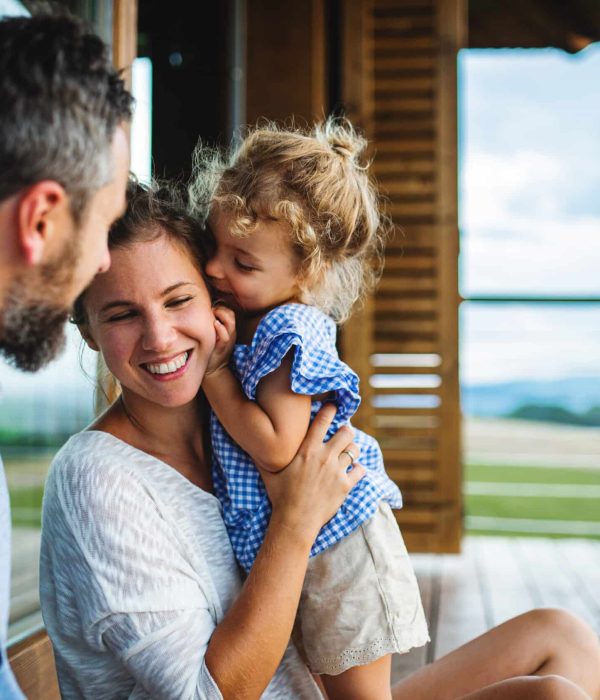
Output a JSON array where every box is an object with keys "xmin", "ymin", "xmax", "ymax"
[{"xmin": 0, "ymin": 13, "xmax": 133, "ymax": 221}]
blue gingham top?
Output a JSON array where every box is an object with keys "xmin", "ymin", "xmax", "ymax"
[{"xmin": 210, "ymin": 303, "xmax": 402, "ymax": 573}]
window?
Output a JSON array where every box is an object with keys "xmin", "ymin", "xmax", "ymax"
[{"xmin": 460, "ymin": 45, "xmax": 600, "ymax": 538}]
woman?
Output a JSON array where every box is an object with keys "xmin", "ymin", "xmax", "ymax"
[{"xmin": 40, "ymin": 182, "xmax": 600, "ymax": 700}]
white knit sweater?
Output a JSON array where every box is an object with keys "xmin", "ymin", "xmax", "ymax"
[{"xmin": 40, "ymin": 430, "xmax": 322, "ymax": 699}]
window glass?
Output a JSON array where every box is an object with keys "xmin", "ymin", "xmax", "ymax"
[
  {"xmin": 460, "ymin": 47, "xmax": 600, "ymax": 540},
  {"xmin": 460, "ymin": 46, "xmax": 600, "ymax": 297},
  {"xmin": 3, "ymin": 327, "xmax": 97, "ymax": 638}
]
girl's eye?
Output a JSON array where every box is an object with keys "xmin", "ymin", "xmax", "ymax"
[
  {"xmin": 167, "ymin": 295, "xmax": 193, "ymax": 307},
  {"xmin": 235, "ymin": 259, "xmax": 256, "ymax": 272}
]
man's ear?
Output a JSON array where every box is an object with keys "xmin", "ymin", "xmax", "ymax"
[{"xmin": 17, "ymin": 181, "xmax": 71, "ymax": 265}]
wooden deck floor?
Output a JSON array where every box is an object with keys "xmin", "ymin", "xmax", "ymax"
[{"xmin": 392, "ymin": 536, "xmax": 600, "ymax": 682}]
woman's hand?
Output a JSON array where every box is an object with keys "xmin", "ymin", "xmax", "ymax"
[
  {"xmin": 206, "ymin": 304, "xmax": 236, "ymax": 376},
  {"xmin": 206, "ymin": 404, "xmax": 364, "ymax": 698},
  {"xmin": 260, "ymin": 403, "xmax": 365, "ymax": 545}
]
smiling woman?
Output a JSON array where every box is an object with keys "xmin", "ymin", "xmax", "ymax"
[
  {"xmin": 38, "ymin": 178, "xmax": 365, "ymax": 698},
  {"xmin": 71, "ymin": 181, "xmax": 215, "ymax": 415}
]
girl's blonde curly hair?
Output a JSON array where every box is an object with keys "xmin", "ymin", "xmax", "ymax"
[{"xmin": 189, "ymin": 118, "xmax": 391, "ymax": 324}]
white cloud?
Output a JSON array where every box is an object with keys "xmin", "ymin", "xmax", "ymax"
[
  {"xmin": 460, "ymin": 149, "xmax": 600, "ymax": 295},
  {"xmin": 462, "ymin": 150, "xmax": 562, "ymax": 232}
]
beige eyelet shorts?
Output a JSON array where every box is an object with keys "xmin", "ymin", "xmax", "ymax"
[{"xmin": 292, "ymin": 501, "xmax": 430, "ymax": 676}]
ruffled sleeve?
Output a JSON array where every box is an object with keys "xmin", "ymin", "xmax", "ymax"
[{"xmin": 236, "ymin": 304, "xmax": 361, "ymax": 425}]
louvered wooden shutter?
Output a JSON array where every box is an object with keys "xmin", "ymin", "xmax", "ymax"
[
  {"xmin": 244, "ymin": 0, "xmax": 464, "ymax": 553},
  {"xmin": 341, "ymin": 0, "xmax": 465, "ymax": 553}
]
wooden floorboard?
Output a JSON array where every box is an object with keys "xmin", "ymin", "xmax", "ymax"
[
  {"xmin": 471, "ymin": 536, "xmax": 536, "ymax": 626},
  {"xmin": 391, "ymin": 536, "xmax": 600, "ymax": 684},
  {"xmin": 434, "ymin": 539, "xmax": 490, "ymax": 659},
  {"xmin": 516, "ymin": 538, "xmax": 598, "ymax": 627}
]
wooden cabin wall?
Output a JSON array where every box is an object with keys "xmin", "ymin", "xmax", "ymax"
[
  {"xmin": 246, "ymin": 0, "xmax": 326, "ymax": 124},
  {"xmin": 342, "ymin": 0, "xmax": 465, "ymax": 553},
  {"xmin": 245, "ymin": 0, "xmax": 465, "ymax": 553}
]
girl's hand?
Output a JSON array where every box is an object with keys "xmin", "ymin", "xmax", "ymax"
[
  {"xmin": 206, "ymin": 304, "xmax": 236, "ymax": 376},
  {"xmin": 260, "ymin": 403, "xmax": 365, "ymax": 545}
]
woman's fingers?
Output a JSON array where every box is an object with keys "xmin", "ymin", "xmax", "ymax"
[
  {"xmin": 302, "ymin": 403, "xmax": 337, "ymax": 446},
  {"xmin": 338, "ymin": 442, "xmax": 361, "ymax": 470},
  {"xmin": 326, "ymin": 422, "xmax": 355, "ymax": 454},
  {"xmin": 346, "ymin": 462, "xmax": 366, "ymax": 490}
]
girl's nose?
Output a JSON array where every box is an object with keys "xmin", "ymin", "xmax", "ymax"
[
  {"xmin": 205, "ymin": 253, "xmax": 224, "ymax": 280},
  {"xmin": 142, "ymin": 313, "xmax": 177, "ymax": 352}
]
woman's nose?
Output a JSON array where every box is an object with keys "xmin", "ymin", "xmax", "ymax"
[{"xmin": 142, "ymin": 313, "xmax": 177, "ymax": 352}]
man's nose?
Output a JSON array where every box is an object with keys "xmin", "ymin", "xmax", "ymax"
[{"xmin": 97, "ymin": 246, "xmax": 111, "ymax": 274}]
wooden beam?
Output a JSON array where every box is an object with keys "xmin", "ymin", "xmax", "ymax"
[
  {"xmin": 112, "ymin": 0, "xmax": 138, "ymax": 87},
  {"xmin": 339, "ymin": 0, "xmax": 375, "ymax": 432},
  {"xmin": 8, "ymin": 630, "xmax": 60, "ymax": 700}
]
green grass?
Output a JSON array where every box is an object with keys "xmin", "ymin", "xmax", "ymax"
[
  {"xmin": 7, "ymin": 458, "xmax": 600, "ymax": 535},
  {"xmin": 466, "ymin": 495, "xmax": 600, "ymax": 522},
  {"xmin": 9, "ymin": 485, "xmax": 44, "ymax": 527},
  {"xmin": 464, "ymin": 462, "xmax": 600, "ymax": 539},
  {"xmin": 466, "ymin": 463, "xmax": 600, "ymax": 486}
]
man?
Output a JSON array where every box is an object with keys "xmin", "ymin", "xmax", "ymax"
[{"xmin": 0, "ymin": 13, "xmax": 132, "ymax": 696}]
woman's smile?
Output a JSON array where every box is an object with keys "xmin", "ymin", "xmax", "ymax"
[{"xmin": 141, "ymin": 348, "xmax": 193, "ymax": 380}]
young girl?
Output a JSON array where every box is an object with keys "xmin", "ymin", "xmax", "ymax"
[{"xmin": 199, "ymin": 119, "xmax": 429, "ymax": 700}]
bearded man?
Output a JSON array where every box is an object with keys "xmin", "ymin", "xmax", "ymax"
[{"xmin": 0, "ymin": 13, "xmax": 132, "ymax": 696}]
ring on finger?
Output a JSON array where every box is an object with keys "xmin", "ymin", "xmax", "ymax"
[{"xmin": 341, "ymin": 449, "xmax": 356, "ymax": 468}]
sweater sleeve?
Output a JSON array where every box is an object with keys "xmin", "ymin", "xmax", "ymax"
[{"xmin": 47, "ymin": 450, "xmax": 224, "ymax": 700}]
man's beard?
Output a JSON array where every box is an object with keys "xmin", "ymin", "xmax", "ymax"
[{"xmin": 0, "ymin": 239, "xmax": 79, "ymax": 372}]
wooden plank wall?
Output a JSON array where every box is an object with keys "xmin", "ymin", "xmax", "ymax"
[
  {"xmin": 246, "ymin": 0, "xmax": 326, "ymax": 125},
  {"xmin": 342, "ymin": 0, "xmax": 465, "ymax": 552}
]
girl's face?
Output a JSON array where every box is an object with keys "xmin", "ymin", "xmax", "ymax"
[
  {"xmin": 82, "ymin": 234, "xmax": 216, "ymax": 409},
  {"xmin": 205, "ymin": 209, "xmax": 302, "ymax": 314}
]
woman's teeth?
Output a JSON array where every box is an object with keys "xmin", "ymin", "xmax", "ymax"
[{"xmin": 146, "ymin": 352, "xmax": 189, "ymax": 375}]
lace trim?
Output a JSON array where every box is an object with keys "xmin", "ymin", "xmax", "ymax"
[{"xmin": 312, "ymin": 628, "xmax": 431, "ymax": 676}]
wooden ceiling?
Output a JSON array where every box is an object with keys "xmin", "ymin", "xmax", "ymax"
[{"xmin": 469, "ymin": 0, "xmax": 600, "ymax": 53}]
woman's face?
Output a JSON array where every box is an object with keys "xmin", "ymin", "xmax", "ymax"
[{"xmin": 82, "ymin": 234, "xmax": 216, "ymax": 409}]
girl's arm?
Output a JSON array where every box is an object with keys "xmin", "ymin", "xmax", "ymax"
[
  {"xmin": 205, "ymin": 406, "xmax": 364, "ymax": 699},
  {"xmin": 203, "ymin": 307, "xmax": 312, "ymax": 472}
]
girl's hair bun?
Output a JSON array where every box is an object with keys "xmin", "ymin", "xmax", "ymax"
[{"xmin": 321, "ymin": 118, "xmax": 368, "ymax": 162}]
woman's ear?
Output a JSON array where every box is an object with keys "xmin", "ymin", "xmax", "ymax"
[{"xmin": 78, "ymin": 324, "xmax": 100, "ymax": 352}]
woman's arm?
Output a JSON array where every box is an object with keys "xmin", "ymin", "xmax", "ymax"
[
  {"xmin": 203, "ymin": 306, "xmax": 312, "ymax": 472},
  {"xmin": 205, "ymin": 405, "xmax": 364, "ymax": 699}
]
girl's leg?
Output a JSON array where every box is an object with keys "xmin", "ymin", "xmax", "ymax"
[
  {"xmin": 321, "ymin": 654, "xmax": 393, "ymax": 700},
  {"xmin": 391, "ymin": 609, "xmax": 600, "ymax": 700}
]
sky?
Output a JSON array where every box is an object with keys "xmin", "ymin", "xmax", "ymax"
[
  {"xmin": 2, "ymin": 44, "xmax": 600, "ymax": 417},
  {"xmin": 459, "ymin": 44, "xmax": 600, "ymax": 384}
]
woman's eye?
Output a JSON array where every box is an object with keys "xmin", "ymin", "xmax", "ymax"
[
  {"xmin": 235, "ymin": 259, "xmax": 256, "ymax": 272},
  {"xmin": 107, "ymin": 310, "xmax": 135, "ymax": 322},
  {"xmin": 167, "ymin": 295, "xmax": 193, "ymax": 307}
]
